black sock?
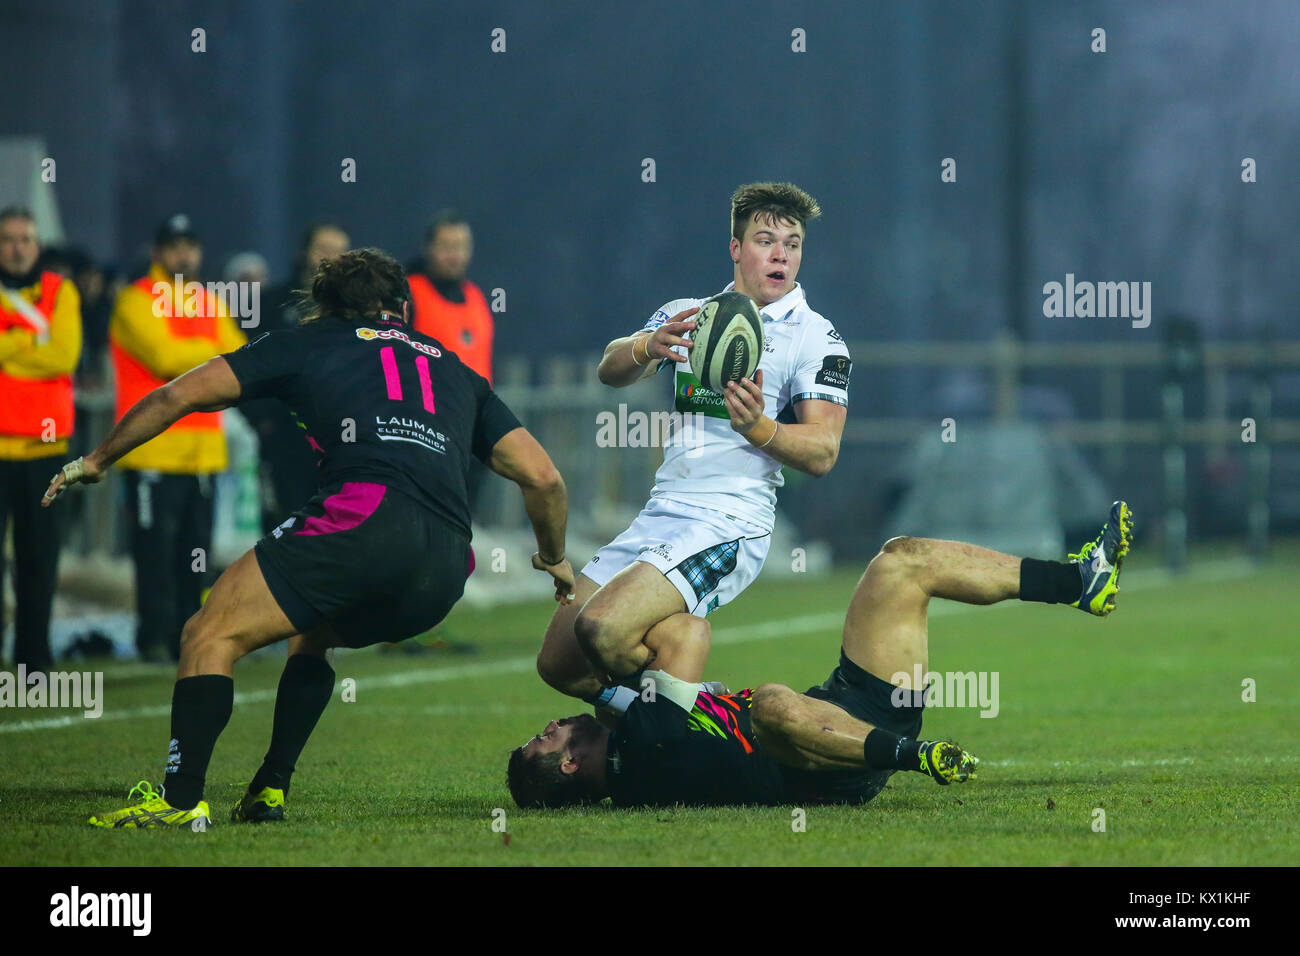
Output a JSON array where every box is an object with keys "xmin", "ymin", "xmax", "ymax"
[
  {"xmin": 863, "ymin": 728, "xmax": 923, "ymax": 771},
  {"xmin": 164, "ymin": 675, "xmax": 234, "ymax": 811},
  {"xmin": 1018, "ymin": 558, "xmax": 1081, "ymax": 604},
  {"xmin": 249, "ymin": 655, "xmax": 336, "ymax": 795}
]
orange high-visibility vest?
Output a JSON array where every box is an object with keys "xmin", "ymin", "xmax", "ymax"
[
  {"xmin": 111, "ymin": 275, "xmax": 223, "ymax": 431},
  {"xmin": 408, "ymin": 275, "xmax": 494, "ymax": 383},
  {"xmin": 0, "ymin": 271, "xmax": 74, "ymax": 438}
]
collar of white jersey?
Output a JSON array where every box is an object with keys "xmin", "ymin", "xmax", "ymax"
[{"xmin": 720, "ymin": 281, "xmax": 805, "ymax": 323}]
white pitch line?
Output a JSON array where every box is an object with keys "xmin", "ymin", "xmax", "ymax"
[
  {"xmin": 981, "ymin": 754, "xmax": 1300, "ymax": 768},
  {"xmin": 0, "ymin": 555, "xmax": 1273, "ymax": 735},
  {"xmin": 0, "ymin": 658, "xmax": 540, "ymax": 734},
  {"xmin": 1, "ymin": 611, "xmax": 857, "ymax": 734}
]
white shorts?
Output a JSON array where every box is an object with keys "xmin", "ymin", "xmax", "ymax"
[{"xmin": 581, "ymin": 496, "xmax": 772, "ymax": 616}]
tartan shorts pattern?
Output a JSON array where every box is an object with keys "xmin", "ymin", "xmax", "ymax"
[{"xmin": 674, "ymin": 539, "xmax": 741, "ymax": 604}]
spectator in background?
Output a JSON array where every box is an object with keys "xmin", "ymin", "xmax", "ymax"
[
  {"xmin": 265, "ymin": 222, "xmax": 349, "ymax": 330},
  {"xmin": 223, "ymin": 251, "xmax": 269, "ymax": 286},
  {"xmin": 407, "ymin": 210, "xmax": 495, "ymax": 520},
  {"xmin": 243, "ymin": 221, "xmax": 349, "ymax": 531},
  {"xmin": 108, "ymin": 214, "xmax": 247, "ymax": 661},
  {"xmin": 0, "ymin": 207, "xmax": 83, "ymax": 671},
  {"xmin": 408, "ymin": 210, "xmax": 494, "ymax": 384}
]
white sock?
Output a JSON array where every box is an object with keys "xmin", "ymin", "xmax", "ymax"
[{"xmin": 590, "ymin": 685, "xmax": 638, "ymax": 714}]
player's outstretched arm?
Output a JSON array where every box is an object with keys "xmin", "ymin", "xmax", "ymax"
[
  {"xmin": 596, "ymin": 307, "xmax": 699, "ymax": 388},
  {"xmin": 487, "ymin": 426, "xmax": 575, "ymax": 604},
  {"xmin": 42, "ymin": 356, "xmax": 242, "ymax": 506}
]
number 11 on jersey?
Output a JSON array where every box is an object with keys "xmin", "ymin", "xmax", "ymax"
[{"xmin": 379, "ymin": 345, "xmax": 436, "ymax": 413}]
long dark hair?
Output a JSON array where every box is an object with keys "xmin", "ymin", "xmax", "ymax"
[{"xmin": 298, "ymin": 247, "xmax": 408, "ymax": 325}]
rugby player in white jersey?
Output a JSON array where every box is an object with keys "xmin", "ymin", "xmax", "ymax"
[{"xmin": 535, "ymin": 183, "xmax": 851, "ymax": 711}]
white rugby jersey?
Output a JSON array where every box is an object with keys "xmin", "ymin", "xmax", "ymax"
[{"xmin": 635, "ymin": 281, "xmax": 851, "ymax": 531}]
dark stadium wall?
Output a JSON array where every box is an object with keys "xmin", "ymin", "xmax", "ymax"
[
  {"xmin": 0, "ymin": 0, "xmax": 122, "ymax": 262},
  {"xmin": 9, "ymin": 0, "xmax": 1296, "ymax": 357},
  {"xmin": 6, "ymin": 0, "xmax": 1300, "ymax": 557}
]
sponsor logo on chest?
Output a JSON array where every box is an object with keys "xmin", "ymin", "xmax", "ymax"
[{"xmin": 355, "ymin": 326, "xmax": 443, "ymax": 357}]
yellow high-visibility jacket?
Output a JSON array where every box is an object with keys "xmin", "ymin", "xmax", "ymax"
[
  {"xmin": 109, "ymin": 264, "xmax": 247, "ymax": 473},
  {"xmin": 0, "ymin": 271, "xmax": 82, "ymax": 460}
]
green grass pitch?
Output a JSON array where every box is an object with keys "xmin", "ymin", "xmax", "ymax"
[{"xmin": 2, "ymin": 544, "xmax": 1296, "ymax": 866}]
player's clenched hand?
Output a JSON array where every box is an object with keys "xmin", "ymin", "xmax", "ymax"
[
  {"xmin": 724, "ymin": 369, "xmax": 765, "ymax": 434},
  {"xmin": 532, "ymin": 553, "xmax": 577, "ymax": 605},
  {"xmin": 644, "ymin": 307, "xmax": 700, "ymax": 363},
  {"xmin": 41, "ymin": 455, "xmax": 104, "ymax": 507}
]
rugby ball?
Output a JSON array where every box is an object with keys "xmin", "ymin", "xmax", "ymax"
[{"xmin": 689, "ymin": 291, "xmax": 764, "ymax": 392}]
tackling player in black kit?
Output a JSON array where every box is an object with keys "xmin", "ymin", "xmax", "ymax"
[
  {"xmin": 44, "ymin": 249, "xmax": 576, "ymax": 828},
  {"xmin": 509, "ymin": 502, "xmax": 1132, "ymax": 808}
]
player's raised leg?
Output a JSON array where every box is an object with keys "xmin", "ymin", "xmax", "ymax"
[
  {"xmin": 749, "ymin": 501, "xmax": 1133, "ymax": 790},
  {"xmin": 842, "ymin": 535, "xmax": 1020, "ymax": 686},
  {"xmin": 746, "ymin": 528, "xmax": 1052, "ymax": 787},
  {"xmin": 845, "ymin": 500, "xmax": 1133, "ymax": 685}
]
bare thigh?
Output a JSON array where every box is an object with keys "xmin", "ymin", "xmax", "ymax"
[
  {"xmin": 178, "ymin": 549, "xmax": 300, "ymax": 678},
  {"xmin": 839, "ymin": 541, "xmax": 931, "ymax": 689},
  {"xmin": 574, "ymin": 560, "xmax": 686, "ymax": 673},
  {"xmin": 840, "ymin": 535, "xmax": 1022, "ymax": 687}
]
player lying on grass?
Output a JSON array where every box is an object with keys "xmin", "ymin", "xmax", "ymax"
[
  {"xmin": 537, "ymin": 182, "xmax": 850, "ymax": 713},
  {"xmin": 508, "ymin": 502, "xmax": 1132, "ymax": 807},
  {"xmin": 43, "ymin": 249, "xmax": 576, "ymax": 829}
]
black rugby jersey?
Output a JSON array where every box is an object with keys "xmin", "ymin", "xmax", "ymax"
[
  {"xmin": 223, "ymin": 314, "xmax": 520, "ymax": 536},
  {"xmin": 606, "ymin": 688, "xmax": 786, "ymax": 807}
]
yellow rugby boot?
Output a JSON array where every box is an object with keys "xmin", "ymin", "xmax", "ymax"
[
  {"xmin": 1069, "ymin": 500, "xmax": 1134, "ymax": 617},
  {"xmin": 919, "ymin": 741, "xmax": 980, "ymax": 785},
  {"xmin": 88, "ymin": 780, "xmax": 211, "ymax": 829},
  {"xmin": 230, "ymin": 786, "xmax": 286, "ymax": 823}
]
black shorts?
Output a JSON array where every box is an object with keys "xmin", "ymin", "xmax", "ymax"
[
  {"xmin": 778, "ymin": 651, "xmax": 927, "ymax": 806},
  {"xmin": 254, "ymin": 481, "xmax": 472, "ymax": 648}
]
